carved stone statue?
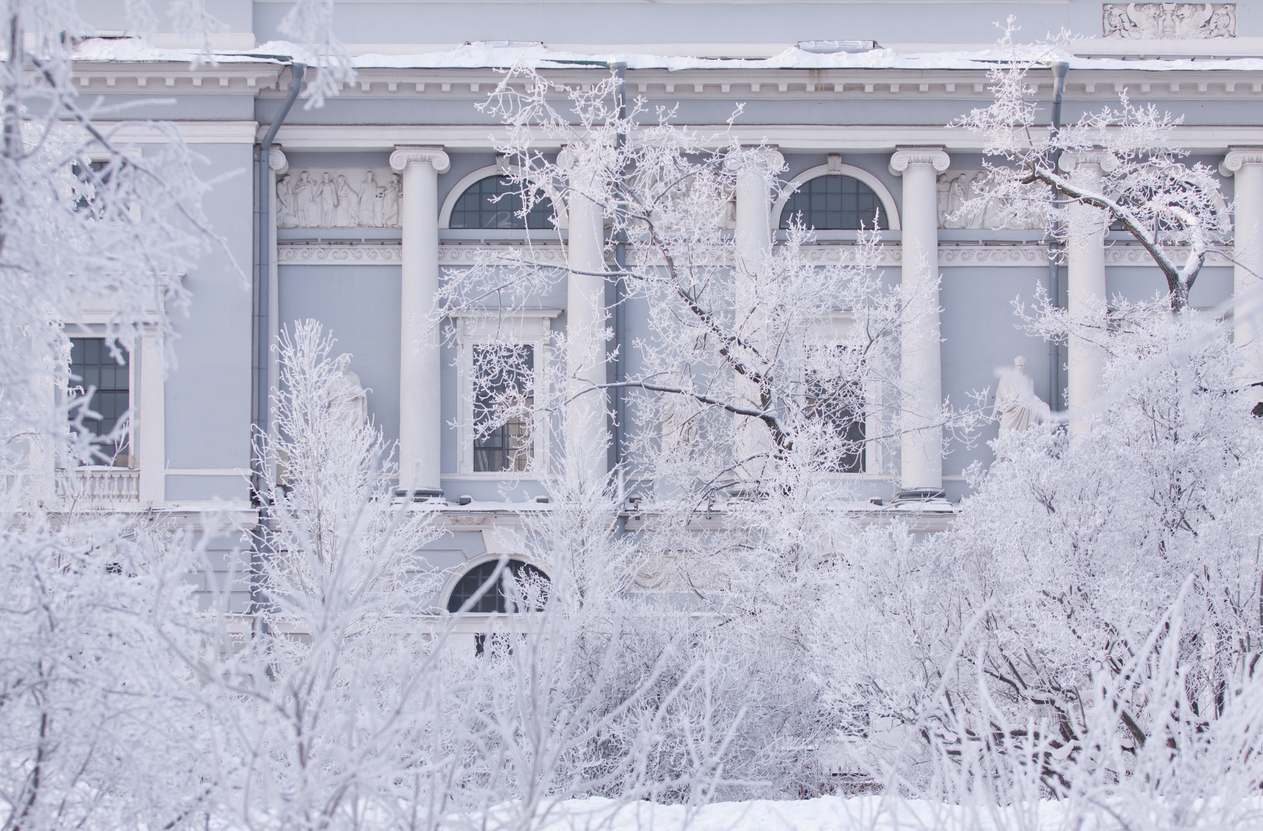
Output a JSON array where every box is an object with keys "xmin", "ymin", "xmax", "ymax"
[
  {"xmin": 333, "ymin": 367, "xmax": 368, "ymax": 428},
  {"xmin": 993, "ymin": 356, "xmax": 1050, "ymax": 439}
]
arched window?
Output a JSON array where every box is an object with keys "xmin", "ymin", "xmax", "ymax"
[
  {"xmin": 446, "ymin": 559, "xmax": 550, "ymax": 613},
  {"xmin": 448, "ymin": 175, "xmax": 554, "ymax": 230},
  {"xmin": 779, "ymin": 174, "xmax": 888, "ymax": 231}
]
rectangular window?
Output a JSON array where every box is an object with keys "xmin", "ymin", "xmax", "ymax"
[
  {"xmin": 71, "ymin": 159, "xmax": 113, "ymax": 216},
  {"xmin": 804, "ymin": 346, "xmax": 866, "ymax": 474},
  {"xmin": 472, "ymin": 344, "xmax": 535, "ymax": 473},
  {"xmin": 69, "ymin": 337, "xmax": 131, "ymax": 467}
]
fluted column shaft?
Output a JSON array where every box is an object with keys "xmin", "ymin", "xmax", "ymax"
[
  {"xmin": 1060, "ymin": 152, "xmax": 1112, "ymax": 439},
  {"xmin": 1222, "ymin": 148, "xmax": 1263, "ymax": 410},
  {"xmin": 890, "ymin": 147, "xmax": 949, "ymax": 497},
  {"xmin": 729, "ymin": 147, "xmax": 785, "ymax": 482},
  {"xmin": 559, "ymin": 148, "xmax": 610, "ymax": 490},
  {"xmin": 390, "ymin": 146, "xmax": 450, "ymax": 496}
]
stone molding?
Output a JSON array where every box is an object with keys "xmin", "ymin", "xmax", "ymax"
[{"xmin": 1103, "ymin": 3, "xmax": 1236, "ymax": 40}]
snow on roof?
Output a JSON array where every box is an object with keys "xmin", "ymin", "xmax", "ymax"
[{"xmin": 72, "ymin": 38, "xmax": 1263, "ymax": 74}]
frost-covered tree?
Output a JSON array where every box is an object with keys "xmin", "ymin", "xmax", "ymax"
[
  {"xmin": 954, "ymin": 25, "xmax": 1231, "ymax": 313},
  {"xmin": 805, "ymin": 33, "xmax": 1263, "ymax": 812},
  {"xmin": 430, "ymin": 65, "xmax": 984, "ymax": 797},
  {"xmin": 185, "ymin": 321, "xmax": 445, "ymax": 828}
]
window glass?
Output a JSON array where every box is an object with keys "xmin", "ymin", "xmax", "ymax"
[
  {"xmin": 780, "ymin": 174, "xmax": 887, "ymax": 231},
  {"xmin": 472, "ymin": 344, "xmax": 535, "ymax": 472},
  {"xmin": 71, "ymin": 159, "xmax": 115, "ymax": 216},
  {"xmin": 69, "ymin": 337, "xmax": 130, "ymax": 466},
  {"xmin": 803, "ymin": 346, "xmax": 866, "ymax": 473},
  {"xmin": 446, "ymin": 559, "xmax": 550, "ymax": 614},
  {"xmin": 449, "ymin": 175, "xmax": 554, "ymax": 230}
]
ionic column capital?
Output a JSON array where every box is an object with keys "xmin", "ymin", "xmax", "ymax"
[
  {"xmin": 889, "ymin": 146, "xmax": 949, "ymax": 176},
  {"xmin": 267, "ymin": 145, "xmax": 289, "ymax": 175},
  {"xmin": 1057, "ymin": 150, "xmax": 1119, "ymax": 178},
  {"xmin": 1220, "ymin": 147, "xmax": 1263, "ymax": 177},
  {"xmin": 389, "ymin": 145, "xmax": 450, "ymax": 175},
  {"xmin": 724, "ymin": 145, "xmax": 786, "ymax": 175}
]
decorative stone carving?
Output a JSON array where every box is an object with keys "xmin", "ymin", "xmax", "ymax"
[
  {"xmin": 1103, "ymin": 3, "xmax": 1236, "ymax": 39},
  {"xmin": 993, "ymin": 356, "xmax": 1051, "ymax": 440},
  {"xmin": 276, "ymin": 169, "xmax": 402, "ymax": 228},
  {"xmin": 937, "ymin": 170, "xmax": 1042, "ymax": 230}
]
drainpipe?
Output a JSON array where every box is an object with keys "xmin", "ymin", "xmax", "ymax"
[
  {"xmin": 249, "ymin": 62, "xmax": 306, "ymax": 633},
  {"xmin": 1047, "ymin": 60, "xmax": 1069, "ymax": 411}
]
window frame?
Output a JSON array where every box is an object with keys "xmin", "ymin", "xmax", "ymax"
[
  {"xmin": 772, "ymin": 156, "xmax": 901, "ymax": 237},
  {"xmin": 801, "ymin": 314, "xmax": 885, "ymax": 477},
  {"xmin": 439, "ymin": 163, "xmax": 563, "ymax": 240},
  {"xmin": 453, "ymin": 311, "xmax": 558, "ymax": 479},
  {"xmin": 64, "ymin": 331, "xmax": 136, "ymax": 470}
]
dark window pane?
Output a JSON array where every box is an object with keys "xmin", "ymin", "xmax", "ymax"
[
  {"xmin": 69, "ymin": 336, "xmax": 130, "ymax": 466},
  {"xmin": 449, "ymin": 175, "xmax": 554, "ymax": 230},
  {"xmin": 472, "ymin": 344, "xmax": 535, "ymax": 472},
  {"xmin": 780, "ymin": 174, "xmax": 887, "ymax": 231},
  {"xmin": 446, "ymin": 559, "xmax": 550, "ymax": 614},
  {"xmin": 804, "ymin": 346, "xmax": 866, "ymax": 473}
]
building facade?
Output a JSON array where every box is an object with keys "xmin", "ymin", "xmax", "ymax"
[{"xmin": 62, "ymin": 1, "xmax": 1263, "ymax": 610}]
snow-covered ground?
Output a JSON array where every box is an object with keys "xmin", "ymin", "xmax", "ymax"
[
  {"xmin": 474, "ymin": 796, "xmax": 1263, "ymax": 830},
  {"xmin": 477, "ymin": 796, "xmax": 1071, "ymax": 831}
]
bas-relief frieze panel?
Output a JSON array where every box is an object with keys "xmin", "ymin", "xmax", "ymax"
[
  {"xmin": 1103, "ymin": 3, "xmax": 1236, "ymax": 39},
  {"xmin": 938, "ymin": 171, "xmax": 1042, "ymax": 230},
  {"xmin": 277, "ymin": 169, "xmax": 401, "ymax": 228}
]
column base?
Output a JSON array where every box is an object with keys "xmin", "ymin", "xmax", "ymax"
[
  {"xmin": 394, "ymin": 487, "xmax": 445, "ymax": 503},
  {"xmin": 893, "ymin": 487, "xmax": 947, "ymax": 504}
]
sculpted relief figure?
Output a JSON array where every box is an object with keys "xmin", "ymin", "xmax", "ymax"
[
  {"xmin": 276, "ymin": 169, "xmax": 403, "ymax": 228},
  {"xmin": 1103, "ymin": 3, "xmax": 1236, "ymax": 39},
  {"xmin": 993, "ymin": 356, "xmax": 1051, "ymax": 440},
  {"xmin": 333, "ymin": 174, "xmax": 359, "ymax": 227}
]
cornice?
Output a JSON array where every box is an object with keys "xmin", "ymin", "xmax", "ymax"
[
  {"xmin": 72, "ymin": 62, "xmax": 282, "ymax": 94},
  {"xmin": 269, "ymin": 123, "xmax": 1263, "ymax": 154},
  {"xmin": 85, "ymin": 121, "xmax": 258, "ymax": 144},
  {"xmin": 278, "ymin": 240, "xmax": 1234, "ymax": 268},
  {"xmin": 270, "ymin": 64, "xmax": 1263, "ymax": 103}
]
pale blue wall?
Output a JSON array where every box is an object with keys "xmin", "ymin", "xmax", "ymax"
[{"xmin": 165, "ymin": 141, "xmax": 255, "ymax": 502}]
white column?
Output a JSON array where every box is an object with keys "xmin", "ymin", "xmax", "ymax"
[
  {"xmin": 389, "ymin": 146, "xmax": 450, "ymax": 497},
  {"xmin": 136, "ymin": 331, "xmax": 165, "ymax": 503},
  {"xmin": 1221, "ymin": 148, "xmax": 1263, "ymax": 410},
  {"xmin": 728, "ymin": 147, "xmax": 785, "ymax": 484},
  {"xmin": 1059, "ymin": 152, "xmax": 1113, "ymax": 439},
  {"xmin": 890, "ymin": 147, "xmax": 949, "ymax": 498},
  {"xmin": 558, "ymin": 147, "xmax": 610, "ymax": 490}
]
